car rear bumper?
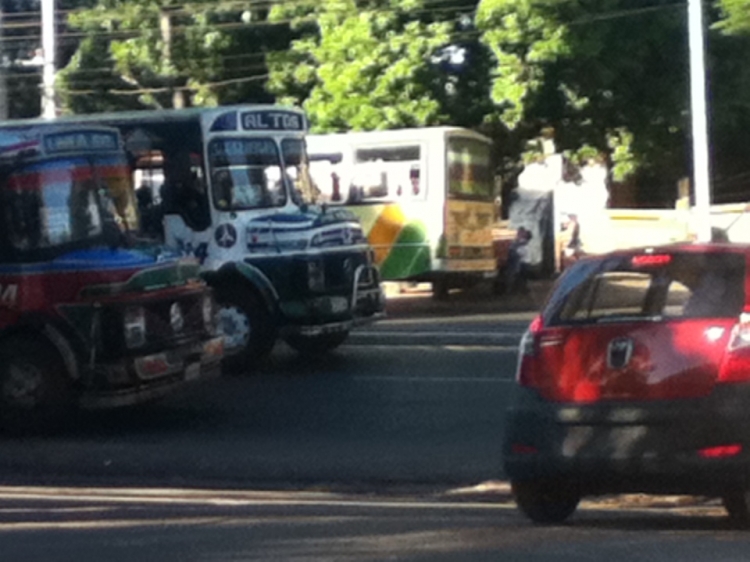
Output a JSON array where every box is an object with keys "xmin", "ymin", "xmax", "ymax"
[{"xmin": 503, "ymin": 385, "xmax": 750, "ymax": 496}]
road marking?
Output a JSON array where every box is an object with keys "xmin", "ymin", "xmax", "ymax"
[
  {"xmin": 344, "ymin": 344, "xmax": 520, "ymax": 352},
  {"xmin": 0, "ymin": 486, "xmax": 515, "ymax": 511},
  {"xmin": 353, "ymin": 331, "xmax": 523, "ymax": 338},
  {"xmin": 353, "ymin": 376, "xmax": 513, "ymax": 383},
  {"xmin": 379, "ymin": 313, "xmax": 538, "ymax": 325}
]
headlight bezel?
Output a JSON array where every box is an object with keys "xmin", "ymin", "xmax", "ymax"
[
  {"xmin": 123, "ymin": 305, "xmax": 147, "ymax": 349},
  {"xmin": 307, "ymin": 259, "xmax": 326, "ymax": 292},
  {"xmin": 202, "ymin": 293, "xmax": 220, "ymax": 335}
]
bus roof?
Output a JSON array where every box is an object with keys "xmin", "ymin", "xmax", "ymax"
[
  {"xmin": 0, "ymin": 124, "xmax": 122, "ymax": 160},
  {"xmin": 305, "ymin": 126, "xmax": 491, "ymax": 148},
  {"xmin": 0, "ymin": 104, "xmax": 306, "ymax": 131}
]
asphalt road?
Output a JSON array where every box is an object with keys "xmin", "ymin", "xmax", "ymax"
[
  {"xmin": 0, "ymin": 283, "xmax": 538, "ymax": 491},
  {"xmin": 0, "ymin": 485, "xmax": 746, "ymax": 561},
  {"xmin": 4, "ymin": 282, "xmax": 750, "ymax": 560}
]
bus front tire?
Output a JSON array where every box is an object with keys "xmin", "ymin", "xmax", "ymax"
[
  {"xmin": 0, "ymin": 337, "xmax": 74, "ymax": 433},
  {"xmin": 215, "ymin": 289, "xmax": 276, "ymax": 374}
]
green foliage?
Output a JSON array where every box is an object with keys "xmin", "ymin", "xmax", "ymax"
[
  {"xmin": 44, "ymin": 0, "xmax": 750, "ymax": 207},
  {"xmin": 717, "ymin": 0, "xmax": 750, "ymax": 34},
  {"xmin": 476, "ymin": 0, "xmax": 693, "ymax": 203},
  {"xmin": 58, "ymin": 0, "xmax": 272, "ymax": 112},
  {"xmin": 267, "ymin": 0, "xmax": 476, "ymax": 132},
  {"xmin": 476, "ymin": 0, "xmax": 570, "ymax": 129}
]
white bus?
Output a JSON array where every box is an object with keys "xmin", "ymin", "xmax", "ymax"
[
  {"xmin": 306, "ymin": 127, "xmax": 497, "ymax": 297},
  {"xmin": 38, "ymin": 105, "xmax": 385, "ymax": 368}
]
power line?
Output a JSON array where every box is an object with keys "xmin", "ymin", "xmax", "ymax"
[{"xmin": 0, "ymin": 1, "xmax": 689, "ymax": 49}]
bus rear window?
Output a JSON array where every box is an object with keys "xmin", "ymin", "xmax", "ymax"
[
  {"xmin": 447, "ymin": 137, "xmax": 492, "ymax": 199},
  {"xmin": 350, "ymin": 145, "xmax": 423, "ymax": 202}
]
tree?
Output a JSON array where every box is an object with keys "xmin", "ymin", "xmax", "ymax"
[
  {"xmin": 267, "ymin": 0, "xmax": 490, "ymax": 132},
  {"xmin": 711, "ymin": 0, "xmax": 750, "ymax": 203},
  {"xmin": 477, "ymin": 0, "xmax": 694, "ymax": 205},
  {"xmin": 57, "ymin": 0, "xmax": 278, "ymax": 113}
]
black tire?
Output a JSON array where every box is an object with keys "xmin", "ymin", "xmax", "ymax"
[
  {"xmin": 283, "ymin": 332, "xmax": 349, "ymax": 355},
  {"xmin": 511, "ymin": 479, "xmax": 580, "ymax": 524},
  {"xmin": 722, "ymin": 491, "xmax": 750, "ymax": 526},
  {"xmin": 0, "ymin": 337, "xmax": 74, "ymax": 433},
  {"xmin": 432, "ymin": 279, "xmax": 450, "ymax": 300},
  {"xmin": 215, "ymin": 288, "xmax": 277, "ymax": 373}
]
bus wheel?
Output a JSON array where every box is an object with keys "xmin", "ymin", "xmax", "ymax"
[
  {"xmin": 0, "ymin": 337, "xmax": 73, "ymax": 433},
  {"xmin": 283, "ymin": 332, "xmax": 349, "ymax": 355},
  {"xmin": 215, "ymin": 289, "xmax": 276, "ymax": 374},
  {"xmin": 432, "ymin": 279, "xmax": 450, "ymax": 300}
]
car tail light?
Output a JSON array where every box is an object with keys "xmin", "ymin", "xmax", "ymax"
[
  {"xmin": 719, "ymin": 313, "xmax": 750, "ymax": 383},
  {"xmin": 698, "ymin": 444, "xmax": 742, "ymax": 458},
  {"xmin": 516, "ymin": 315, "xmax": 543, "ymax": 386},
  {"xmin": 510, "ymin": 443, "xmax": 538, "ymax": 455}
]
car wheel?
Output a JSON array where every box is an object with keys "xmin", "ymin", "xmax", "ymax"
[
  {"xmin": 511, "ymin": 479, "xmax": 580, "ymax": 524},
  {"xmin": 722, "ymin": 491, "xmax": 750, "ymax": 525},
  {"xmin": 215, "ymin": 288, "xmax": 276, "ymax": 373},
  {"xmin": 0, "ymin": 337, "xmax": 73, "ymax": 433},
  {"xmin": 283, "ymin": 332, "xmax": 349, "ymax": 355}
]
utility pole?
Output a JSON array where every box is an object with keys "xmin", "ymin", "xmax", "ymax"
[
  {"xmin": 160, "ymin": 8, "xmax": 185, "ymax": 109},
  {"xmin": 41, "ymin": 0, "xmax": 56, "ymax": 118},
  {"xmin": 0, "ymin": 8, "xmax": 8, "ymax": 120},
  {"xmin": 688, "ymin": 0, "xmax": 712, "ymax": 242}
]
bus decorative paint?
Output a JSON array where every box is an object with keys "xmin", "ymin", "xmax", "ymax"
[
  {"xmin": 0, "ymin": 123, "xmax": 223, "ymax": 428},
  {"xmin": 306, "ymin": 127, "xmax": 497, "ymax": 297}
]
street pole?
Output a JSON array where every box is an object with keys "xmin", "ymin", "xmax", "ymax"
[
  {"xmin": 688, "ymin": 0, "xmax": 712, "ymax": 242},
  {"xmin": 41, "ymin": 0, "xmax": 56, "ymax": 118}
]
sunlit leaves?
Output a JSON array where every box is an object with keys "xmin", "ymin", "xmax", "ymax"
[
  {"xmin": 267, "ymin": 0, "xmax": 452, "ymax": 132},
  {"xmin": 717, "ymin": 0, "xmax": 750, "ymax": 34}
]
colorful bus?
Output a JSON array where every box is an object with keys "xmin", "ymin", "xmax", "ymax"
[
  {"xmin": 0, "ymin": 123, "xmax": 223, "ymax": 428},
  {"xmin": 305, "ymin": 127, "xmax": 498, "ymax": 297},
  {"xmin": 46, "ymin": 106, "xmax": 385, "ymax": 368}
]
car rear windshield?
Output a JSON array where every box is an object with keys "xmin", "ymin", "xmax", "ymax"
[{"xmin": 543, "ymin": 251, "xmax": 746, "ymax": 326}]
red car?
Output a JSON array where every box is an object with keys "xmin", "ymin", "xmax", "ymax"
[{"xmin": 503, "ymin": 243, "xmax": 750, "ymax": 524}]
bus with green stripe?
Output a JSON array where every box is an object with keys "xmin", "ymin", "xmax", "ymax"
[{"xmin": 306, "ymin": 127, "xmax": 498, "ymax": 297}]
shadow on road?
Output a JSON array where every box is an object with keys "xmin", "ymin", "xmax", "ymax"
[{"xmin": 384, "ymin": 280, "xmax": 553, "ymax": 320}]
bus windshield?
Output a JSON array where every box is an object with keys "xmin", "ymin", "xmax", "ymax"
[
  {"xmin": 208, "ymin": 137, "xmax": 288, "ymax": 211},
  {"xmin": 0, "ymin": 154, "xmax": 137, "ymax": 252}
]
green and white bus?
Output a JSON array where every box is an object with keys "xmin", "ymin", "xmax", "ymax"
[{"xmin": 306, "ymin": 127, "xmax": 498, "ymax": 297}]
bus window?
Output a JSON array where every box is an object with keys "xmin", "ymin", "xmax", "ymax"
[
  {"xmin": 1, "ymin": 158, "xmax": 113, "ymax": 251},
  {"xmin": 208, "ymin": 138, "xmax": 286, "ymax": 211},
  {"xmin": 351, "ymin": 145, "xmax": 423, "ymax": 203},
  {"xmin": 282, "ymin": 138, "xmax": 318, "ymax": 206},
  {"xmin": 447, "ymin": 137, "xmax": 492, "ymax": 199},
  {"xmin": 309, "ymin": 152, "xmax": 344, "ymax": 205},
  {"xmin": 161, "ymin": 149, "xmax": 211, "ymax": 231}
]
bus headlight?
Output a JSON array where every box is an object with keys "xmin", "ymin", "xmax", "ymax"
[
  {"xmin": 307, "ymin": 259, "xmax": 326, "ymax": 292},
  {"xmin": 124, "ymin": 306, "xmax": 147, "ymax": 349}
]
